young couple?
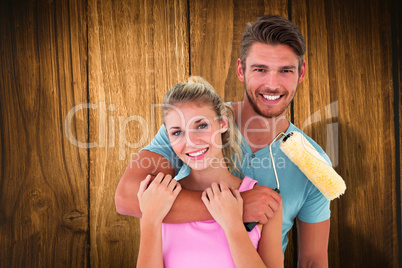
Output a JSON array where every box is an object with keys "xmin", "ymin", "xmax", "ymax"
[{"xmin": 116, "ymin": 15, "xmax": 331, "ymax": 267}]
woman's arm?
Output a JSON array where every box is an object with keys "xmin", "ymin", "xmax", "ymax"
[
  {"xmin": 257, "ymin": 203, "xmax": 283, "ymax": 267},
  {"xmin": 136, "ymin": 173, "xmax": 181, "ymax": 268},
  {"xmin": 202, "ymin": 182, "xmax": 283, "ymax": 268},
  {"xmin": 137, "ymin": 219, "xmax": 164, "ymax": 268}
]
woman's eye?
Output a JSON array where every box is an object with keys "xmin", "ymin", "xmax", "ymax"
[
  {"xmin": 172, "ymin": 131, "xmax": 183, "ymax": 136},
  {"xmin": 197, "ymin": 123, "xmax": 208, "ymax": 129}
]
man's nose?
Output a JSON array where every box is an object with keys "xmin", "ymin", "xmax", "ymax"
[{"xmin": 264, "ymin": 72, "xmax": 280, "ymax": 90}]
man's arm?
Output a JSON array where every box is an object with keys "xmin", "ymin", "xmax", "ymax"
[
  {"xmin": 115, "ymin": 150, "xmax": 211, "ymax": 222},
  {"xmin": 115, "ymin": 150, "xmax": 282, "ymax": 223},
  {"xmin": 241, "ymin": 185, "xmax": 282, "ymax": 223},
  {"xmin": 297, "ymin": 219, "xmax": 330, "ymax": 268}
]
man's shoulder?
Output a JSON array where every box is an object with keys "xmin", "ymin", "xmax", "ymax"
[{"xmin": 287, "ymin": 123, "xmax": 322, "ymax": 149}]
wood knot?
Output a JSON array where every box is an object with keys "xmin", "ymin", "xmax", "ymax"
[{"xmin": 62, "ymin": 210, "xmax": 88, "ymax": 232}]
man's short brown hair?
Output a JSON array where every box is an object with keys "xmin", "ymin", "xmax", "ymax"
[{"xmin": 240, "ymin": 15, "xmax": 306, "ymax": 72}]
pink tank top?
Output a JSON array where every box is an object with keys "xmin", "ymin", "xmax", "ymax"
[{"xmin": 162, "ymin": 176, "xmax": 260, "ymax": 268}]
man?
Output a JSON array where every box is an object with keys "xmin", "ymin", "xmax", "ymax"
[{"xmin": 115, "ymin": 15, "xmax": 330, "ymax": 267}]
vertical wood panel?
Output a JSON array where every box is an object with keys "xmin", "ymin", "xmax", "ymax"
[
  {"xmin": 88, "ymin": 0, "xmax": 189, "ymax": 266},
  {"xmin": 0, "ymin": 0, "xmax": 89, "ymax": 267},
  {"xmin": 293, "ymin": 0, "xmax": 397, "ymax": 267},
  {"xmin": 291, "ymin": 1, "xmax": 341, "ymax": 267},
  {"xmin": 394, "ymin": 0, "xmax": 402, "ymax": 264},
  {"xmin": 189, "ymin": 0, "xmax": 234, "ymax": 97}
]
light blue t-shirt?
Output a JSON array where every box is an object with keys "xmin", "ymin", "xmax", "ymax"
[{"xmin": 142, "ymin": 122, "xmax": 331, "ymax": 253}]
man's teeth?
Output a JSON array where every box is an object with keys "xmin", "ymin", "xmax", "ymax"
[
  {"xmin": 188, "ymin": 148, "xmax": 208, "ymax": 157},
  {"xmin": 263, "ymin": 94, "xmax": 281, "ymax": 101}
]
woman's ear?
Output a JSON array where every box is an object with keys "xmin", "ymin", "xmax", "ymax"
[{"xmin": 220, "ymin": 115, "xmax": 229, "ymax": 133}]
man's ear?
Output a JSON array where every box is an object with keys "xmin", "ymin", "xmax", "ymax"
[
  {"xmin": 236, "ymin": 58, "xmax": 245, "ymax": 82},
  {"xmin": 298, "ymin": 60, "xmax": 306, "ymax": 83},
  {"xmin": 220, "ymin": 115, "xmax": 229, "ymax": 133}
]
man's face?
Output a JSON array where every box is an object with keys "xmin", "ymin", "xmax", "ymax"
[{"xmin": 237, "ymin": 43, "xmax": 305, "ymax": 118}]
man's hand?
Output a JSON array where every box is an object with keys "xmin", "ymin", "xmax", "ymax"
[{"xmin": 240, "ymin": 185, "xmax": 282, "ymax": 224}]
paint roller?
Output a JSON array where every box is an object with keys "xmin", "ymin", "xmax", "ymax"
[{"xmin": 244, "ymin": 131, "xmax": 346, "ymax": 231}]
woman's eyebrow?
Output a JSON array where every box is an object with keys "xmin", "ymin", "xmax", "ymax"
[{"xmin": 168, "ymin": 126, "xmax": 181, "ymax": 130}]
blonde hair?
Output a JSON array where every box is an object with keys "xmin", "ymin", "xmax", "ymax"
[{"xmin": 162, "ymin": 76, "xmax": 243, "ymax": 176}]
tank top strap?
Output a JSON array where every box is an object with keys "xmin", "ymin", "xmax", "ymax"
[{"xmin": 238, "ymin": 176, "xmax": 258, "ymax": 192}]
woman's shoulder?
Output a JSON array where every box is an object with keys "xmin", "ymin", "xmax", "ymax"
[{"xmin": 238, "ymin": 176, "xmax": 258, "ymax": 192}]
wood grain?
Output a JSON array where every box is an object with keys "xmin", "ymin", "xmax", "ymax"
[
  {"xmin": 0, "ymin": 0, "xmax": 89, "ymax": 267},
  {"xmin": 293, "ymin": 0, "xmax": 398, "ymax": 267},
  {"xmin": 291, "ymin": 1, "xmax": 341, "ymax": 267},
  {"xmin": 398, "ymin": 0, "xmax": 402, "ymax": 264},
  {"xmin": 0, "ymin": 0, "xmax": 400, "ymax": 267},
  {"xmin": 88, "ymin": 0, "xmax": 189, "ymax": 266}
]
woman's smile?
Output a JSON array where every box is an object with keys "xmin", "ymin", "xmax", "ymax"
[{"xmin": 186, "ymin": 147, "xmax": 209, "ymax": 160}]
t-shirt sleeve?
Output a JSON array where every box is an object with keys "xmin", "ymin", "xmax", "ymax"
[
  {"xmin": 140, "ymin": 125, "xmax": 183, "ymax": 174},
  {"xmin": 297, "ymin": 184, "xmax": 331, "ymax": 223}
]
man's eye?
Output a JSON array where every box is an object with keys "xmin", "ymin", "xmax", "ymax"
[
  {"xmin": 197, "ymin": 123, "xmax": 208, "ymax": 129},
  {"xmin": 172, "ymin": 131, "xmax": 183, "ymax": 136},
  {"xmin": 255, "ymin": 69, "xmax": 265, "ymax": 72},
  {"xmin": 282, "ymin": 69, "xmax": 293, "ymax": 73}
]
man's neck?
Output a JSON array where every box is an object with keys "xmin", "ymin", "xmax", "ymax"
[{"xmin": 232, "ymin": 101, "xmax": 290, "ymax": 152}]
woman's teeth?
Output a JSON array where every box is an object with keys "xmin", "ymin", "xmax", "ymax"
[
  {"xmin": 263, "ymin": 94, "xmax": 281, "ymax": 101},
  {"xmin": 188, "ymin": 148, "xmax": 208, "ymax": 157}
]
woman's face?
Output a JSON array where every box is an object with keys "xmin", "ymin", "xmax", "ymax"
[{"xmin": 164, "ymin": 102, "xmax": 228, "ymax": 171}]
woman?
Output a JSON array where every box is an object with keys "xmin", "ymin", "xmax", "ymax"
[{"xmin": 136, "ymin": 76, "xmax": 283, "ymax": 268}]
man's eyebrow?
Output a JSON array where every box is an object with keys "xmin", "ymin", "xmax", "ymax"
[
  {"xmin": 250, "ymin": 64, "xmax": 269, "ymax": 68},
  {"xmin": 281, "ymin": 65, "xmax": 297, "ymax": 69}
]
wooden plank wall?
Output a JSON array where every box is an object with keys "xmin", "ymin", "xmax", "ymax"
[
  {"xmin": 0, "ymin": 0, "xmax": 400, "ymax": 267},
  {"xmin": 0, "ymin": 0, "xmax": 89, "ymax": 267},
  {"xmin": 87, "ymin": 0, "xmax": 188, "ymax": 266},
  {"xmin": 292, "ymin": 0, "xmax": 398, "ymax": 267}
]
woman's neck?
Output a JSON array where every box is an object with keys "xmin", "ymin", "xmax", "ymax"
[{"xmin": 180, "ymin": 166, "xmax": 242, "ymax": 191}]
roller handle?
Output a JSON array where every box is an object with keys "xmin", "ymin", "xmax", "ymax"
[{"xmin": 244, "ymin": 188, "xmax": 280, "ymax": 232}]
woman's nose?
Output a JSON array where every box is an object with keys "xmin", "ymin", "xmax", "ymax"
[{"xmin": 186, "ymin": 131, "xmax": 203, "ymax": 147}]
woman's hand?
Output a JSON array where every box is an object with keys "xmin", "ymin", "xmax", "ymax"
[
  {"xmin": 137, "ymin": 172, "xmax": 181, "ymax": 223},
  {"xmin": 201, "ymin": 181, "xmax": 243, "ymax": 230}
]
